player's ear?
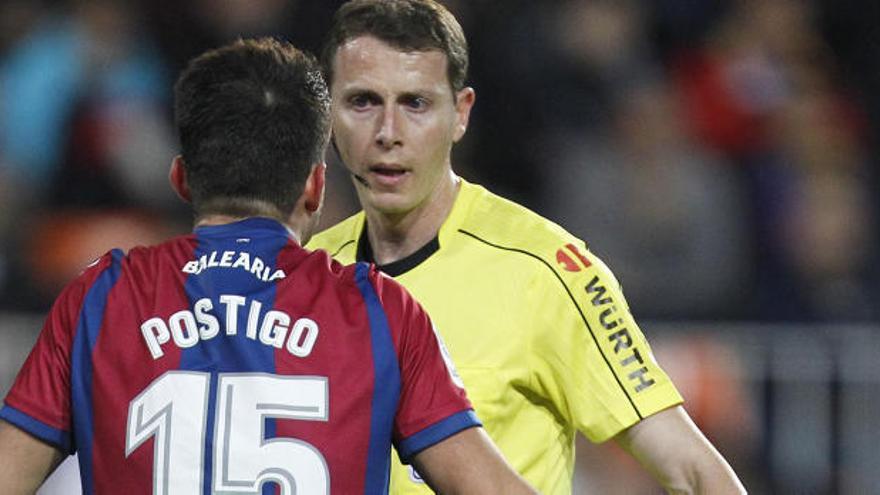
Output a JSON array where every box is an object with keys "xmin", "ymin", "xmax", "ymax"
[
  {"xmin": 291, "ymin": 162, "xmax": 326, "ymax": 245},
  {"xmin": 452, "ymin": 87, "xmax": 475, "ymax": 143},
  {"xmin": 169, "ymin": 155, "xmax": 192, "ymax": 203},
  {"xmin": 303, "ymin": 162, "xmax": 326, "ymax": 214}
]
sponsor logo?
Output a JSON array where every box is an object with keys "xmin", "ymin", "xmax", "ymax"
[
  {"xmin": 182, "ymin": 250, "xmax": 286, "ymax": 282},
  {"xmin": 585, "ymin": 276, "xmax": 655, "ymax": 393},
  {"xmin": 433, "ymin": 324, "xmax": 465, "ymax": 389},
  {"xmin": 556, "ymin": 243, "xmax": 592, "ymax": 272}
]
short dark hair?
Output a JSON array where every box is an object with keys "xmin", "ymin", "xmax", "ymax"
[
  {"xmin": 322, "ymin": 0, "xmax": 469, "ymax": 92},
  {"xmin": 174, "ymin": 37, "xmax": 331, "ymax": 219}
]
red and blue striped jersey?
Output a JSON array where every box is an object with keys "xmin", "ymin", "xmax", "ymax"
[{"xmin": 1, "ymin": 217, "xmax": 478, "ymax": 494}]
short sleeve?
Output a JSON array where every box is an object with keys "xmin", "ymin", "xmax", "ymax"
[
  {"xmin": 529, "ymin": 242, "xmax": 683, "ymax": 442},
  {"xmin": 0, "ymin": 254, "xmax": 112, "ymax": 452},
  {"xmin": 369, "ymin": 268, "xmax": 481, "ymax": 463}
]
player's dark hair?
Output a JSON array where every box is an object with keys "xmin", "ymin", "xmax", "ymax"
[
  {"xmin": 322, "ymin": 0, "xmax": 469, "ymax": 93},
  {"xmin": 174, "ymin": 37, "xmax": 331, "ymax": 219}
]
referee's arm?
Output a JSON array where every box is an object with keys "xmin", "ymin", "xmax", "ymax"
[{"xmin": 614, "ymin": 405, "xmax": 747, "ymax": 494}]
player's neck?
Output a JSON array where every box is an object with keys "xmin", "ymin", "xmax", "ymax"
[
  {"xmin": 365, "ymin": 173, "xmax": 460, "ymax": 266},
  {"xmin": 195, "ymin": 214, "xmax": 302, "ymax": 244}
]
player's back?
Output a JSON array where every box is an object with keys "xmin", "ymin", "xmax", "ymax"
[
  {"xmin": 5, "ymin": 217, "xmax": 468, "ymax": 494},
  {"xmin": 91, "ymin": 217, "xmax": 388, "ymax": 493}
]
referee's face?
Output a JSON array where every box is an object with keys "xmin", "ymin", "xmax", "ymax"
[{"xmin": 330, "ymin": 36, "xmax": 474, "ymax": 218}]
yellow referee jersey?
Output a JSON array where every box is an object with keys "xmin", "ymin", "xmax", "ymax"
[{"xmin": 307, "ymin": 179, "xmax": 683, "ymax": 494}]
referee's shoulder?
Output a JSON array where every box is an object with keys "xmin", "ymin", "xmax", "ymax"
[
  {"xmin": 462, "ymin": 186, "xmax": 624, "ymax": 317},
  {"xmin": 307, "ymin": 211, "xmax": 364, "ymax": 257},
  {"xmin": 458, "ymin": 185, "xmax": 591, "ymax": 267}
]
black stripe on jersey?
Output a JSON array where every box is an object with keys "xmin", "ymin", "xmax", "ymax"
[
  {"xmin": 457, "ymin": 229, "xmax": 644, "ymax": 421},
  {"xmin": 330, "ymin": 240, "xmax": 355, "ymax": 258}
]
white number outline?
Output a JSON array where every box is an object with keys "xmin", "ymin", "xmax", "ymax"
[
  {"xmin": 213, "ymin": 373, "xmax": 329, "ymax": 494},
  {"xmin": 126, "ymin": 372, "xmax": 211, "ymax": 495},
  {"xmin": 126, "ymin": 371, "xmax": 329, "ymax": 495}
]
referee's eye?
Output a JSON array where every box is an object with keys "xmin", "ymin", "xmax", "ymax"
[{"xmin": 348, "ymin": 92, "xmax": 381, "ymax": 110}]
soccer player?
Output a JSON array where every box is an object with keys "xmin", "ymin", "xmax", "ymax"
[
  {"xmin": 0, "ymin": 38, "xmax": 537, "ymax": 495},
  {"xmin": 307, "ymin": 1, "xmax": 747, "ymax": 494}
]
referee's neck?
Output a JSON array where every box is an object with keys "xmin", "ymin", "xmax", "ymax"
[{"xmin": 364, "ymin": 174, "xmax": 460, "ymax": 266}]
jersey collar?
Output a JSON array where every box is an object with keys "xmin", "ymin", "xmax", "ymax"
[
  {"xmin": 356, "ymin": 177, "xmax": 480, "ymax": 276},
  {"xmin": 357, "ymin": 229, "xmax": 439, "ymax": 277},
  {"xmin": 194, "ymin": 217, "xmax": 296, "ymax": 241}
]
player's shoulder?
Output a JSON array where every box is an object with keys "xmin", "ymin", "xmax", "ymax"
[
  {"xmin": 69, "ymin": 249, "xmax": 120, "ymax": 290},
  {"xmin": 301, "ymin": 244, "xmax": 358, "ymax": 281},
  {"xmin": 116, "ymin": 233, "xmax": 196, "ymax": 275},
  {"xmin": 307, "ymin": 211, "xmax": 364, "ymax": 261},
  {"xmin": 48, "ymin": 246, "xmax": 129, "ymax": 317},
  {"xmin": 327, "ymin": 258, "xmax": 418, "ymax": 320},
  {"xmin": 356, "ymin": 262, "xmax": 431, "ymax": 345}
]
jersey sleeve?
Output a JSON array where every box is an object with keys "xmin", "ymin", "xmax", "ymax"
[
  {"xmin": 369, "ymin": 267, "xmax": 481, "ymax": 463},
  {"xmin": 530, "ymin": 241, "xmax": 683, "ymax": 443},
  {"xmin": 0, "ymin": 254, "xmax": 112, "ymax": 452}
]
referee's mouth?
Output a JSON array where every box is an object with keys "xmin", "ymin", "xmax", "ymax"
[{"xmin": 368, "ymin": 164, "xmax": 410, "ymax": 187}]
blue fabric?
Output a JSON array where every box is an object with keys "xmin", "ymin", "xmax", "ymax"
[
  {"xmin": 185, "ymin": 218, "xmax": 288, "ymax": 494},
  {"xmin": 396, "ymin": 410, "xmax": 481, "ymax": 463},
  {"xmin": 354, "ymin": 262, "xmax": 402, "ymax": 494},
  {"xmin": 70, "ymin": 249, "xmax": 124, "ymax": 495},
  {"xmin": 0, "ymin": 405, "xmax": 72, "ymax": 452}
]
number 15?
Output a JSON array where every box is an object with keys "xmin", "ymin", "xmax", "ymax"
[{"xmin": 126, "ymin": 371, "xmax": 329, "ymax": 494}]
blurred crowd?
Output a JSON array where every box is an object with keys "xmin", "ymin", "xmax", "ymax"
[{"xmin": 0, "ymin": 0, "xmax": 878, "ymax": 323}]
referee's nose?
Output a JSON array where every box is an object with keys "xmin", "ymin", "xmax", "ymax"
[{"xmin": 375, "ymin": 104, "xmax": 403, "ymax": 150}]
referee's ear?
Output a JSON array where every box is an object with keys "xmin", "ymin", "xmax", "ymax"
[
  {"xmin": 452, "ymin": 87, "xmax": 475, "ymax": 143},
  {"xmin": 169, "ymin": 155, "xmax": 192, "ymax": 203}
]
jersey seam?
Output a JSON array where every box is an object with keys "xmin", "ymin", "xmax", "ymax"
[{"xmin": 456, "ymin": 228, "xmax": 644, "ymax": 420}]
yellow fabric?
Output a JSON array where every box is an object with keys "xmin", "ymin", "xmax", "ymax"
[{"xmin": 308, "ymin": 179, "xmax": 683, "ymax": 494}]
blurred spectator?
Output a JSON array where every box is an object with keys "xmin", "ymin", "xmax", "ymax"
[
  {"xmin": 0, "ymin": 1, "xmax": 46, "ymax": 58},
  {"xmin": 671, "ymin": 0, "xmax": 820, "ymax": 158},
  {"xmin": 540, "ymin": 80, "xmax": 750, "ymax": 319},
  {"xmin": 23, "ymin": 209, "xmax": 171, "ymax": 302},
  {"xmin": 539, "ymin": 0, "xmax": 751, "ymax": 318},
  {"xmin": 648, "ymin": 0, "xmax": 729, "ymax": 61},
  {"xmin": 668, "ymin": 0, "xmax": 877, "ymax": 321},
  {"xmin": 0, "ymin": 0, "xmax": 179, "ymax": 309},
  {"xmin": 454, "ymin": 0, "xmax": 665, "ymax": 204},
  {"xmin": 48, "ymin": 87, "xmax": 179, "ymax": 211},
  {"xmin": 754, "ymin": 85, "xmax": 878, "ymax": 321},
  {"xmin": 141, "ymin": 0, "xmax": 345, "ymax": 74},
  {"xmin": 0, "ymin": 0, "xmax": 171, "ymax": 190}
]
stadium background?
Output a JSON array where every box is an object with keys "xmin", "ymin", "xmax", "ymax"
[{"xmin": 0, "ymin": 0, "xmax": 877, "ymax": 493}]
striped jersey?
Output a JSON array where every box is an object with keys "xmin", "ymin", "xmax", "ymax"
[
  {"xmin": 1, "ymin": 217, "xmax": 478, "ymax": 494},
  {"xmin": 307, "ymin": 179, "xmax": 683, "ymax": 494}
]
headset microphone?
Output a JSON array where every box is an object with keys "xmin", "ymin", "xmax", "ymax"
[
  {"xmin": 351, "ymin": 173, "xmax": 370, "ymax": 188},
  {"xmin": 331, "ymin": 135, "xmax": 370, "ymax": 189}
]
